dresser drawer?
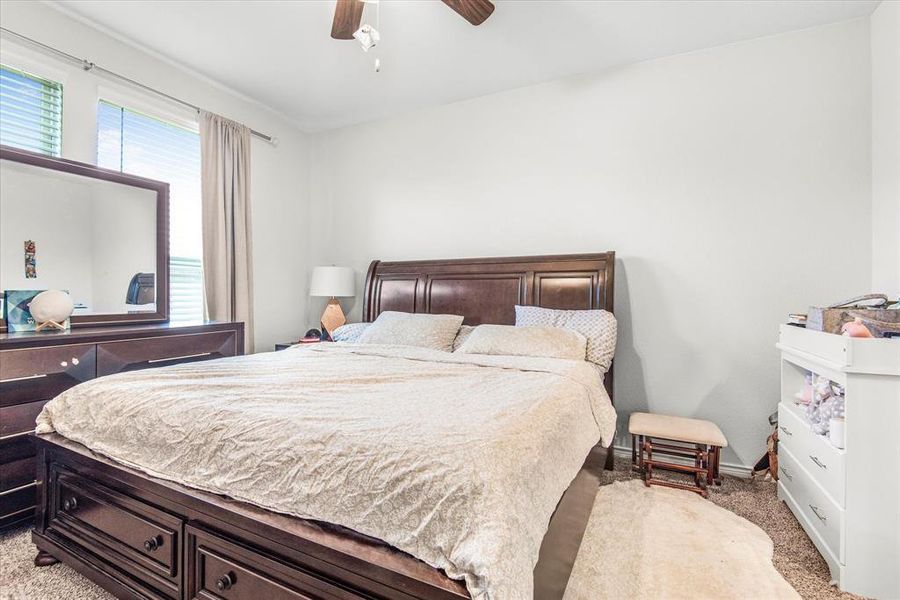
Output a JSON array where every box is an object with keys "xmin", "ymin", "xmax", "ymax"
[
  {"xmin": 0, "ymin": 480, "xmax": 37, "ymax": 526},
  {"xmin": 50, "ymin": 466, "xmax": 183, "ymax": 597},
  {"xmin": 777, "ymin": 402, "xmax": 845, "ymax": 506},
  {"xmin": 0, "ymin": 344, "xmax": 96, "ymax": 408},
  {"xmin": 186, "ymin": 525, "xmax": 362, "ymax": 600},
  {"xmin": 0, "ymin": 399, "xmax": 47, "ymax": 440},
  {"xmin": 779, "ymin": 445, "xmax": 844, "ymax": 563},
  {"xmin": 97, "ymin": 331, "xmax": 238, "ymax": 376},
  {"xmin": 1, "ymin": 453, "xmax": 36, "ymax": 493}
]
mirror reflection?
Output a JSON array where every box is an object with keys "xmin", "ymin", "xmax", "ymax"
[{"xmin": 0, "ymin": 159, "xmax": 157, "ymax": 317}]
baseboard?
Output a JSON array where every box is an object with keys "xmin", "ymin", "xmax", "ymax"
[{"xmin": 612, "ymin": 445, "xmax": 753, "ymax": 479}]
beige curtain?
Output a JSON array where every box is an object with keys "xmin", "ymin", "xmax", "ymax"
[{"xmin": 200, "ymin": 111, "xmax": 253, "ymax": 352}]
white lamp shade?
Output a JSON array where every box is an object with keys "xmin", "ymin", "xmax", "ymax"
[{"xmin": 310, "ymin": 266, "xmax": 355, "ymax": 297}]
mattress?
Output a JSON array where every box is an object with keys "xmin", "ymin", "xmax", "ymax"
[{"xmin": 36, "ymin": 343, "xmax": 616, "ymax": 599}]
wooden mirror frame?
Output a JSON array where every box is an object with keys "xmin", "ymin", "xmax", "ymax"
[{"xmin": 0, "ymin": 145, "xmax": 170, "ymax": 332}]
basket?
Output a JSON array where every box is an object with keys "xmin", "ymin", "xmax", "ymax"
[{"xmin": 807, "ymin": 294, "xmax": 900, "ymax": 337}]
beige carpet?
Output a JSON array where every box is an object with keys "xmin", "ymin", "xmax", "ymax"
[{"xmin": 0, "ymin": 459, "xmax": 857, "ymax": 599}]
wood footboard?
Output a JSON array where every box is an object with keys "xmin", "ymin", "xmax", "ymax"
[{"xmin": 31, "ymin": 433, "xmax": 606, "ymax": 600}]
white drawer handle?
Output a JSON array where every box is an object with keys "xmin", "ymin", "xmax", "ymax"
[
  {"xmin": 0, "ymin": 373, "xmax": 48, "ymax": 384},
  {"xmin": 809, "ymin": 504, "xmax": 828, "ymax": 523},
  {"xmin": 809, "ymin": 455, "xmax": 827, "ymax": 470},
  {"xmin": 778, "ymin": 466, "xmax": 792, "ymax": 481},
  {"xmin": 147, "ymin": 352, "xmax": 212, "ymax": 364},
  {"xmin": 779, "ymin": 426, "xmax": 792, "ymax": 437}
]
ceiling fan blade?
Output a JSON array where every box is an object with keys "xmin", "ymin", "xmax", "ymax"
[
  {"xmin": 441, "ymin": 0, "xmax": 495, "ymax": 26},
  {"xmin": 331, "ymin": 0, "xmax": 365, "ymax": 40}
]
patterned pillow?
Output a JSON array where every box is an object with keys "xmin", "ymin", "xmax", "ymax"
[
  {"xmin": 330, "ymin": 322, "xmax": 370, "ymax": 342},
  {"xmin": 514, "ymin": 305, "xmax": 617, "ymax": 371},
  {"xmin": 452, "ymin": 325, "xmax": 476, "ymax": 351},
  {"xmin": 357, "ymin": 311, "xmax": 464, "ymax": 352},
  {"xmin": 456, "ymin": 324, "xmax": 587, "ymax": 360}
]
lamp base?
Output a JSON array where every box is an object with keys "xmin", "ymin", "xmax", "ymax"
[{"xmin": 320, "ymin": 298, "xmax": 347, "ymax": 339}]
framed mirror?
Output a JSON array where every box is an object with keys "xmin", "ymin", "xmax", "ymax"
[{"xmin": 0, "ymin": 145, "xmax": 169, "ymax": 331}]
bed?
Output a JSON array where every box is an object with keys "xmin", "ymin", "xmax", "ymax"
[{"xmin": 30, "ymin": 252, "xmax": 616, "ymax": 600}]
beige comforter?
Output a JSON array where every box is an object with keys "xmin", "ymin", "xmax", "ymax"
[{"xmin": 36, "ymin": 343, "xmax": 616, "ymax": 600}]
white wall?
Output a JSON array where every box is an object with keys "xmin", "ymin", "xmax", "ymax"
[
  {"xmin": 308, "ymin": 19, "xmax": 873, "ymax": 468},
  {"xmin": 871, "ymin": 0, "xmax": 900, "ymax": 295},
  {"xmin": 0, "ymin": 1, "xmax": 311, "ymax": 352}
]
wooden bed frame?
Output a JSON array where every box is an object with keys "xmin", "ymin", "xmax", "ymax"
[{"xmin": 31, "ymin": 252, "xmax": 616, "ymax": 600}]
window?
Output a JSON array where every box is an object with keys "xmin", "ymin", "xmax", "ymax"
[
  {"xmin": 97, "ymin": 100, "xmax": 203, "ymax": 321},
  {"xmin": 0, "ymin": 65, "xmax": 63, "ymax": 156}
]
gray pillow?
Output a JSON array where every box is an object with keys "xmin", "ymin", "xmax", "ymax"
[
  {"xmin": 330, "ymin": 322, "xmax": 370, "ymax": 342},
  {"xmin": 357, "ymin": 311, "xmax": 464, "ymax": 352},
  {"xmin": 452, "ymin": 325, "xmax": 476, "ymax": 351},
  {"xmin": 514, "ymin": 305, "xmax": 617, "ymax": 371}
]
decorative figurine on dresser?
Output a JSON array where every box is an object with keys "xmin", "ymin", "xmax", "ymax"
[
  {"xmin": 0, "ymin": 145, "xmax": 244, "ymax": 530},
  {"xmin": 776, "ymin": 324, "xmax": 899, "ymax": 599}
]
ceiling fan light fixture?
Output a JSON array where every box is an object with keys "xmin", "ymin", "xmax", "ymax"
[{"xmin": 353, "ymin": 24, "xmax": 379, "ymax": 52}]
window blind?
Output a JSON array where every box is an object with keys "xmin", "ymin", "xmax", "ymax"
[
  {"xmin": 97, "ymin": 100, "xmax": 204, "ymax": 322},
  {"xmin": 0, "ymin": 65, "xmax": 63, "ymax": 156}
]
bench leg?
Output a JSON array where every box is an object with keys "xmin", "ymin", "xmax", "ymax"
[{"xmin": 713, "ymin": 446, "xmax": 722, "ymax": 485}]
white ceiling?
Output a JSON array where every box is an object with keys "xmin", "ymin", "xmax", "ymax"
[{"xmin": 49, "ymin": 0, "xmax": 879, "ymax": 132}]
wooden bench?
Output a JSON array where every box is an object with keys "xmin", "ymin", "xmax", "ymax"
[{"xmin": 629, "ymin": 412, "xmax": 728, "ymax": 498}]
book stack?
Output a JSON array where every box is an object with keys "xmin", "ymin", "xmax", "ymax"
[{"xmin": 787, "ymin": 313, "xmax": 807, "ymax": 328}]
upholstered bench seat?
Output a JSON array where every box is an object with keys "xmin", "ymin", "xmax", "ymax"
[
  {"xmin": 628, "ymin": 413, "xmax": 728, "ymax": 447},
  {"xmin": 629, "ymin": 412, "xmax": 728, "ymax": 497}
]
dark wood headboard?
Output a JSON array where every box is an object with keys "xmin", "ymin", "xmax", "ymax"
[{"xmin": 363, "ymin": 252, "xmax": 616, "ymax": 400}]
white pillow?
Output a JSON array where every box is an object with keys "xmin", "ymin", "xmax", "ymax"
[
  {"xmin": 330, "ymin": 322, "xmax": 370, "ymax": 342},
  {"xmin": 514, "ymin": 305, "xmax": 617, "ymax": 371},
  {"xmin": 357, "ymin": 311, "xmax": 464, "ymax": 352},
  {"xmin": 452, "ymin": 325, "xmax": 476, "ymax": 351},
  {"xmin": 455, "ymin": 324, "xmax": 587, "ymax": 360}
]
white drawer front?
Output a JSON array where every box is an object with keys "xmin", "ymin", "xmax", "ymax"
[
  {"xmin": 778, "ymin": 403, "xmax": 845, "ymax": 506},
  {"xmin": 779, "ymin": 445, "xmax": 845, "ymax": 563}
]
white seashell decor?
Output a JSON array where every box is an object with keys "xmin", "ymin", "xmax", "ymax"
[{"xmin": 29, "ymin": 290, "xmax": 75, "ymax": 325}]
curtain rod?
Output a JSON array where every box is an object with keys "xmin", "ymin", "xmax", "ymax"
[{"xmin": 0, "ymin": 26, "xmax": 277, "ymax": 145}]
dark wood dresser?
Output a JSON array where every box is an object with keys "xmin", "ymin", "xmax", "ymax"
[{"xmin": 0, "ymin": 321, "xmax": 244, "ymax": 530}]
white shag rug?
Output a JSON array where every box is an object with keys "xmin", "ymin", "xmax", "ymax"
[
  {"xmin": 563, "ymin": 480, "xmax": 800, "ymax": 600},
  {"xmin": 0, "ymin": 479, "xmax": 798, "ymax": 600}
]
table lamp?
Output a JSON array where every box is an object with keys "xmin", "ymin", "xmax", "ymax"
[{"xmin": 310, "ymin": 266, "xmax": 355, "ymax": 339}]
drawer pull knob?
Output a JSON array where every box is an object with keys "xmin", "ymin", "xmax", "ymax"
[
  {"xmin": 809, "ymin": 455, "xmax": 827, "ymax": 470},
  {"xmin": 216, "ymin": 571, "xmax": 236, "ymax": 591},
  {"xmin": 809, "ymin": 504, "xmax": 828, "ymax": 523},
  {"xmin": 143, "ymin": 535, "xmax": 162, "ymax": 552},
  {"xmin": 778, "ymin": 466, "xmax": 792, "ymax": 481},
  {"xmin": 779, "ymin": 426, "xmax": 792, "ymax": 436},
  {"xmin": 63, "ymin": 497, "xmax": 78, "ymax": 511}
]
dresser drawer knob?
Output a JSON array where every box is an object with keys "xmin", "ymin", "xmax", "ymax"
[
  {"xmin": 809, "ymin": 455, "xmax": 827, "ymax": 470},
  {"xmin": 63, "ymin": 497, "xmax": 78, "ymax": 511},
  {"xmin": 778, "ymin": 466, "xmax": 792, "ymax": 481},
  {"xmin": 216, "ymin": 571, "xmax": 236, "ymax": 591},
  {"xmin": 778, "ymin": 426, "xmax": 792, "ymax": 436},
  {"xmin": 143, "ymin": 535, "xmax": 162, "ymax": 552}
]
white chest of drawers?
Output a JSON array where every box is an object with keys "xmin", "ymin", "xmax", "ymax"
[{"xmin": 776, "ymin": 325, "xmax": 900, "ymax": 599}]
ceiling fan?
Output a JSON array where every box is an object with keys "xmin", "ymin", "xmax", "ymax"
[{"xmin": 331, "ymin": 0, "xmax": 495, "ymax": 40}]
